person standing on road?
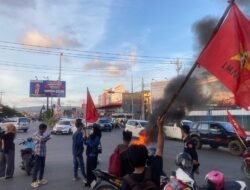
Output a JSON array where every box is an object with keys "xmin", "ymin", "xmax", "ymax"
[
  {"xmin": 84, "ymin": 124, "xmax": 101, "ymax": 187},
  {"xmin": 31, "ymin": 123, "xmax": 51, "ymax": 188},
  {"xmin": 72, "ymin": 119, "xmax": 87, "ymax": 182},
  {"xmin": 0, "ymin": 124, "xmax": 16, "ymax": 179},
  {"xmin": 121, "ymin": 117, "xmax": 164, "ymax": 190},
  {"xmin": 180, "ymin": 124, "xmax": 199, "ymax": 178}
]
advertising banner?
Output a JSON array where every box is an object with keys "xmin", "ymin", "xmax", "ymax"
[{"xmin": 30, "ymin": 80, "xmax": 66, "ymax": 97}]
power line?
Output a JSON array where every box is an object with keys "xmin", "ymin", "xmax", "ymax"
[
  {"xmin": 0, "ymin": 45, "xmax": 191, "ymax": 65},
  {"xmin": 0, "ymin": 59, "xmax": 179, "ymax": 72},
  {"xmin": 0, "ymin": 40, "xmax": 193, "ymax": 60}
]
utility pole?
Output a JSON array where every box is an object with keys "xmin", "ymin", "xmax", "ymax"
[
  {"xmin": 175, "ymin": 58, "xmax": 182, "ymax": 76},
  {"xmin": 141, "ymin": 78, "xmax": 145, "ymax": 120},
  {"xmin": 131, "ymin": 69, "xmax": 134, "ymax": 119},
  {"xmin": 43, "ymin": 76, "xmax": 49, "ymax": 111},
  {"xmin": 129, "ymin": 52, "xmax": 137, "ymax": 119},
  {"xmin": 58, "ymin": 53, "xmax": 63, "ymax": 106},
  {"xmin": 0, "ymin": 91, "xmax": 5, "ymax": 105}
]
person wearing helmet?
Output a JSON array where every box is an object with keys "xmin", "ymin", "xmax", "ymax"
[
  {"xmin": 175, "ymin": 152, "xmax": 193, "ymax": 173},
  {"xmin": 164, "ymin": 153, "xmax": 195, "ymax": 190},
  {"xmin": 180, "ymin": 124, "xmax": 199, "ymax": 178},
  {"xmin": 200, "ymin": 171, "xmax": 225, "ymax": 190}
]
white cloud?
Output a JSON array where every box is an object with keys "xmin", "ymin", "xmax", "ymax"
[
  {"xmin": 1, "ymin": 0, "xmax": 113, "ymax": 49},
  {"xmin": 21, "ymin": 30, "xmax": 81, "ymax": 48},
  {"xmin": 84, "ymin": 59, "xmax": 129, "ymax": 77}
]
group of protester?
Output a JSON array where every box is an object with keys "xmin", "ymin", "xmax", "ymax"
[
  {"xmin": 72, "ymin": 119, "xmax": 102, "ymax": 187},
  {"xmin": 0, "ymin": 117, "xmax": 200, "ymax": 190}
]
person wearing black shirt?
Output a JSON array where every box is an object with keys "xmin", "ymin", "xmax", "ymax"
[
  {"xmin": 0, "ymin": 124, "xmax": 16, "ymax": 179},
  {"xmin": 121, "ymin": 117, "xmax": 164, "ymax": 190},
  {"xmin": 114, "ymin": 130, "xmax": 133, "ymax": 177},
  {"xmin": 180, "ymin": 124, "xmax": 199, "ymax": 178}
]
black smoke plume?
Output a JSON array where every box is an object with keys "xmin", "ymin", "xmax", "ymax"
[
  {"xmin": 192, "ymin": 16, "xmax": 218, "ymax": 50},
  {"xmin": 149, "ymin": 75, "xmax": 210, "ymax": 139}
]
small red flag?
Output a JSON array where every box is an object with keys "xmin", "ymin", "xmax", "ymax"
[
  {"xmin": 86, "ymin": 88, "xmax": 99, "ymax": 123},
  {"xmin": 197, "ymin": 3, "xmax": 250, "ymax": 110},
  {"xmin": 227, "ymin": 110, "xmax": 247, "ymax": 139}
]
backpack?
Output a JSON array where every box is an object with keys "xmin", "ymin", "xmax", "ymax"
[
  {"xmin": 108, "ymin": 146, "xmax": 128, "ymax": 177},
  {"xmin": 124, "ymin": 167, "xmax": 158, "ymax": 190}
]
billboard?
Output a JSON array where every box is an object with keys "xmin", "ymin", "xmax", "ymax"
[{"xmin": 30, "ymin": 80, "xmax": 66, "ymax": 97}]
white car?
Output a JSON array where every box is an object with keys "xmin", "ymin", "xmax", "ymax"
[
  {"xmin": 0, "ymin": 117, "xmax": 31, "ymax": 132},
  {"xmin": 52, "ymin": 119, "xmax": 74, "ymax": 135},
  {"xmin": 125, "ymin": 119, "xmax": 149, "ymax": 137},
  {"xmin": 163, "ymin": 120, "xmax": 193, "ymax": 140}
]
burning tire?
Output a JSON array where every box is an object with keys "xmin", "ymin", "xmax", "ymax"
[
  {"xmin": 228, "ymin": 140, "xmax": 244, "ymax": 156},
  {"xmin": 191, "ymin": 136, "xmax": 202, "ymax": 149}
]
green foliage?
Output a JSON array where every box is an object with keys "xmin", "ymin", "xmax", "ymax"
[
  {"xmin": 0, "ymin": 105, "xmax": 24, "ymax": 118},
  {"xmin": 39, "ymin": 108, "xmax": 57, "ymax": 128}
]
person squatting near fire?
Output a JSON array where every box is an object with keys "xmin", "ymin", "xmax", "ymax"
[
  {"xmin": 119, "ymin": 117, "xmax": 165, "ymax": 190},
  {"xmin": 31, "ymin": 123, "xmax": 51, "ymax": 188},
  {"xmin": 180, "ymin": 124, "xmax": 200, "ymax": 178}
]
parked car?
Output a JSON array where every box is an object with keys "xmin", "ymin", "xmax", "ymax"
[
  {"xmin": 163, "ymin": 120, "xmax": 193, "ymax": 140},
  {"xmin": 125, "ymin": 119, "xmax": 149, "ymax": 137},
  {"xmin": 96, "ymin": 118, "xmax": 112, "ymax": 132},
  {"xmin": 0, "ymin": 117, "xmax": 31, "ymax": 132},
  {"xmin": 190, "ymin": 121, "xmax": 250, "ymax": 156},
  {"xmin": 52, "ymin": 119, "xmax": 74, "ymax": 135}
]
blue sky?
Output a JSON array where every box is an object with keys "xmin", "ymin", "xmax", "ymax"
[{"xmin": 0, "ymin": 0, "xmax": 245, "ymax": 107}]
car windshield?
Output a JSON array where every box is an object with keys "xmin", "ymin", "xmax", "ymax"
[
  {"xmin": 221, "ymin": 122, "xmax": 235, "ymax": 133},
  {"xmin": 58, "ymin": 121, "xmax": 70, "ymax": 125},
  {"xmin": 99, "ymin": 119, "xmax": 110, "ymax": 124},
  {"xmin": 19, "ymin": 118, "xmax": 30, "ymax": 123},
  {"xmin": 139, "ymin": 121, "xmax": 148, "ymax": 128}
]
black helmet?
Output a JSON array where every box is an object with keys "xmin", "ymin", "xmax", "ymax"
[
  {"xmin": 180, "ymin": 124, "xmax": 190, "ymax": 134},
  {"xmin": 175, "ymin": 152, "xmax": 193, "ymax": 170}
]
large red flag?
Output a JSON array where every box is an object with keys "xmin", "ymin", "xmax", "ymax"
[
  {"xmin": 86, "ymin": 88, "xmax": 99, "ymax": 123},
  {"xmin": 197, "ymin": 3, "xmax": 250, "ymax": 110},
  {"xmin": 227, "ymin": 110, "xmax": 247, "ymax": 139}
]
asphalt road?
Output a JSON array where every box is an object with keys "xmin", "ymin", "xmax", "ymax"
[{"xmin": 1, "ymin": 122, "xmax": 249, "ymax": 190}]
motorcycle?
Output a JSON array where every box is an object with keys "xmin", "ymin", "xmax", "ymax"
[
  {"xmin": 241, "ymin": 148, "xmax": 250, "ymax": 179},
  {"xmin": 91, "ymin": 169, "xmax": 168, "ymax": 190},
  {"xmin": 164, "ymin": 168, "xmax": 247, "ymax": 190},
  {"xmin": 18, "ymin": 137, "xmax": 35, "ymax": 175},
  {"xmin": 90, "ymin": 169, "xmax": 122, "ymax": 190},
  {"xmin": 164, "ymin": 168, "xmax": 199, "ymax": 190}
]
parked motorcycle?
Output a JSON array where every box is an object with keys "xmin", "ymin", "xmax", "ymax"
[
  {"xmin": 18, "ymin": 137, "xmax": 35, "ymax": 175},
  {"xmin": 241, "ymin": 148, "xmax": 250, "ymax": 179}
]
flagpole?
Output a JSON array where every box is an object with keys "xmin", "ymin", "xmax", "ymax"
[
  {"xmin": 227, "ymin": 109, "xmax": 248, "ymax": 149},
  {"xmin": 235, "ymin": 130, "xmax": 248, "ymax": 150},
  {"xmin": 160, "ymin": 0, "xmax": 236, "ymax": 120}
]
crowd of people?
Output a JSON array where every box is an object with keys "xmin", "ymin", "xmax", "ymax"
[{"xmin": 2, "ymin": 116, "xmax": 237, "ymax": 189}]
